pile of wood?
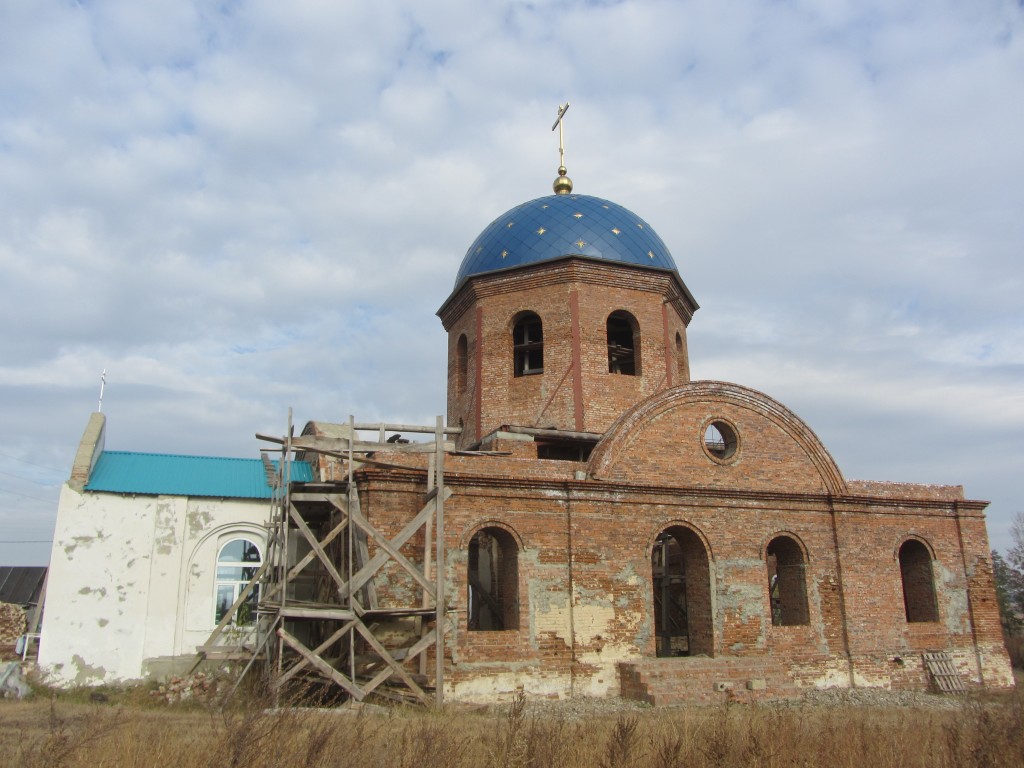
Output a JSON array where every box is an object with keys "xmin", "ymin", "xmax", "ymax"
[{"xmin": 0, "ymin": 603, "xmax": 26, "ymax": 645}]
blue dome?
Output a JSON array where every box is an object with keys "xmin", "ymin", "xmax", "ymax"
[{"xmin": 455, "ymin": 194, "xmax": 678, "ymax": 288}]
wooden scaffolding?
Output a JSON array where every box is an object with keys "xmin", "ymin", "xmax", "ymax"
[{"xmin": 197, "ymin": 413, "xmax": 457, "ymax": 706}]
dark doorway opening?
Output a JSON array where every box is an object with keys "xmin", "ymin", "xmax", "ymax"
[
  {"xmin": 468, "ymin": 527, "xmax": 519, "ymax": 631},
  {"xmin": 652, "ymin": 526, "xmax": 713, "ymax": 657},
  {"xmin": 899, "ymin": 539, "xmax": 939, "ymax": 623},
  {"xmin": 766, "ymin": 535, "xmax": 810, "ymax": 626}
]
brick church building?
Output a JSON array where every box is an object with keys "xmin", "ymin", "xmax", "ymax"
[
  {"xmin": 336, "ymin": 164, "xmax": 1014, "ymax": 703},
  {"xmin": 41, "ymin": 161, "xmax": 1013, "ymax": 703}
]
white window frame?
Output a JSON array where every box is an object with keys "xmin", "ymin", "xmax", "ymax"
[{"xmin": 214, "ymin": 537, "xmax": 263, "ymax": 626}]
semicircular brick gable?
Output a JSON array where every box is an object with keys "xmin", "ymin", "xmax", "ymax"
[{"xmin": 587, "ymin": 380, "xmax": 848, "ymax": 495}]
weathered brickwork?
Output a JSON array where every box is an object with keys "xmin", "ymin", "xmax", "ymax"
[
  {"xmin": 325, "ymin": 238, "xmax": 1013, "ymax": 704},
  {"xmin": 340, "ymin": 398, "xmax": 1012, "ymax": 702},
  {"xmin": 438, "ymin": 258, "xmax": 695, "ymax": 446}
]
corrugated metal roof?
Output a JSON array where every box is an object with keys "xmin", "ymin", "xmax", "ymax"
[
  {"xmin": 0, "ymin": 566, "xmax": 47, "ymax": 605},
  {"xmin": 84, "ymin": 452, "xmax": 313, "ymax": 499}
]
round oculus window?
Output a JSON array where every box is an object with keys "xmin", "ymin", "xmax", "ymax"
[{"xmin": 703, "ymin": 420, "xmax": 739, "ymax": 462}]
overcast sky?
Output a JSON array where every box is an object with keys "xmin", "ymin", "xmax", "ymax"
[{"xmin": 1, "ymin": 0, "xmax": 1022, "ymax": 566}]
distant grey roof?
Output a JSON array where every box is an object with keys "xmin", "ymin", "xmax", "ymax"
[{"xmin": 0, "ymin": 566, "xmax": 47, "ymax": 606}]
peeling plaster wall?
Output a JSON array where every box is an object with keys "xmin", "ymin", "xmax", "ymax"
[
  {"xmin": 360, "ymin": 441, "xmax": 1012, "ymax": 703},
  {"xmin": 39, "ymin": 485, "xmax": 267, "ymax": 686},
  {"xmin": 177, "ymin": 502, "xmax": 266, "ymax": 659}
]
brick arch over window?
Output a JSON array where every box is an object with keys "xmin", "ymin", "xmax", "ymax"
[
  {"xmin": 898, "ymin": 537, "xmax": 939, "ymax": 623},
  {"xmin": 650, "ymin": 522, "xmax": 714, "ymax": 657},
  {"xmin": 467, "ymin": 525, "xmax": 520, "ymax": 631},
  {"xmin": 764, "ymin": 534, "xmax": 810, "ymax": 626},
  {"xmin": 607, "ymin": 310, "xmax": 641, "ymax": 375},
  {"xmin": 588, "ymin": 381, "xmax": 848, "ymax": 495},
  {"xmin": 511, "ymin": 311, "xmax": 543, "ymax": 377}
]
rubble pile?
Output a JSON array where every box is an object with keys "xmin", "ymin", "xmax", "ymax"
[
  {"xmin": 150, "ymin": 671, "xmax": 221, "ymax": 705},
  {"xmin": 0, "ymin": 662, "xmax": 31, "ymax": 699}
]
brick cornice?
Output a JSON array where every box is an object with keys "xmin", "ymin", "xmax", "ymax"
[
  {"xmin": 352, "ymin": 467, "xmax": 986, "ymax": 517},
  {"xmin": 437, "ymin": 256, "xmax": 698, "ymax": 329}
]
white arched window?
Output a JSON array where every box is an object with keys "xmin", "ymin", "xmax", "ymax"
[{"xmin": 215, "ymin": 538, "xmax": 262, "ymax": 625}]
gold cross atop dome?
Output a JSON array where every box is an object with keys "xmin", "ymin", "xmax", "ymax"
[{"xmin": 552, "ymin": 102, "xmax": 573, "ymax": 194}]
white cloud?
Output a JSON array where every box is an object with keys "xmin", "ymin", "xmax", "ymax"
[{"xmin": 1, "ymin": 0, "xmax": 1022, "ymax": 564}]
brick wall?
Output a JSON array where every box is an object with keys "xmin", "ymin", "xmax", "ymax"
[
  {"xmin": 332, "ymin": 373, "xmax": 1012, "ymax": 701},
  {"xmin": 307, "ymin": 251, "xmax": 1014, "ymax": 701},
  {"xmin": 438, "ymin": 258, "xmax": 695, "ymax": 446}
]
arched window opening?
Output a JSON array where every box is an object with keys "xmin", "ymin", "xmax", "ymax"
[
  {"xmin": 607, "ymin": 311, "xmax": 640, "ymax": 375},
  {"xmin": 675, "ymin": 331, "xmax": 687, "ymax": 381},
  {"xmin": 215, "ymin": 538, "xmax": 262, "ymax": 625},
  {"xmin": 766, "ymin": 536, "xmax": 809, "ymax": 626},
  {"xmin": 899, "ymin": 539, "xmax": 939, "ymax": 623},
  {"xmin": 468, "ymin": 527, "xmax": 519, "ymax": 631},
  {"xmin": 456, "ymin": 334, "xmax": 469, "ymax": 394},
  {"xmin": 652, "ymin": 526, "xmax": 713, "ymax": 657},
  {"xmin": 512, "ymin": 313, "xmax": 543, "ymax": 377}
]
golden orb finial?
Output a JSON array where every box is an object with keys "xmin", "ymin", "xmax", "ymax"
[{"xmin": 553, "ymin": 165, "xmax": 573, "ymax": 194}]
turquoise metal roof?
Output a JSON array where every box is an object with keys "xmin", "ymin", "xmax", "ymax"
[
  {"xmin": 84, "ymin": 451, "xmax": 314, "ymax": 499},
  {"xmin": 455, "ymin": 194, "xmax": 678, "ymax": 288}
]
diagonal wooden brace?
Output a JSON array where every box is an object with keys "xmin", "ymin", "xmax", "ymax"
[
  {"xmin": 342, "ymin": 488, "xmax": 450, "ymax": 596},
  {"xmin": 402, "ymin": 619, "xmax": 447, "ymax": 665},
  {"xmin": 277, "ymin": 626, "xmax": 364, "ymax": 701},
  {"xmin": 355, "ymin": 621, "xmax": 427, "ymax": 702},
  {"xmin": 289, "ymin": 502, "xmax": 347, "ymax": 595},
  {"xmin": 347, "ymin": 489, "xmax": 378, "ymax": 608},
  {"xmin": 276, "ymin": 619, "xmax": 357, "ymax": 688},
  {"xmin": 262, "ymin": 499, "xmax": 349, "ymax": 604},
  {"xmin": 200, "ymin": 559, "xmax": 269, "ymax": 651},
  {"xmin": 349, "ymin": 507, "xmax": 436, "ymax": 599}
]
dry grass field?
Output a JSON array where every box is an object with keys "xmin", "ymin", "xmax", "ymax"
[{"xmin": 1, "ymin": 682, "xmax": 1022, "ymax": 768}]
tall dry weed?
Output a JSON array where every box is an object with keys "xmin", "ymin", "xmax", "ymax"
[
  {"xmin": 14, "ymin": 697, "xmax": 126, "ymax": 768},
  {"xmin": 943, "ymin": 695, "xmax": 1024, "ymax": 768},
  {"xmin": 490, "ymin": 689, "xmax": 530, "ymax": 768},
  {"xmin": 598, "ymin": 713, "xmax": 643, "ymax": 768},
  {"xmin": 392, "ymin": 709, "xmax": 473, "ymax": 768},
  {"xmin": 3, "ymin": 684, "xmax": 1024, "ymax": 768},
  {"xmin": 523, "ymin": 710, "xmax": 572, "ymax": 768},
  {"xmin": 651, "ymin": 731, "xmax": 686, "ymax": 768},
  {"xmin": 696, "ymin": 703, "xmax": 735, "ymax": 767},
  {"xmin": 738, "ymin": 706, "xmax": 785, "ymax": 767}
]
